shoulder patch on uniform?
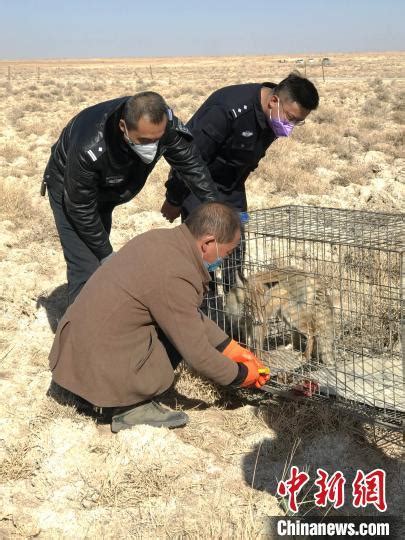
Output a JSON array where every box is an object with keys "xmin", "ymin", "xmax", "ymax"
[
  {"xmin": 86, "ymin": 139, "xmax": 106, "ymax": 162},
  {"xmin": 229, "ymin": 103, "xmax": 252, "ymax": 119}
]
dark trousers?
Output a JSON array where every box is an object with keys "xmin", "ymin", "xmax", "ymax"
[{"xmin": 48, "ymin": 188, "xmax": 114, "ymax": 305}]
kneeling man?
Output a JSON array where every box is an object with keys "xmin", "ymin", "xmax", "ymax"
[{"xmin": 49, "ymin": 203, "xmax": 269, "ymax": 432}]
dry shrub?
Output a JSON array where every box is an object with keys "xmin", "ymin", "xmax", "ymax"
[
  {"xmin": 41, "ymin": 78, "xmax": 56, "ymax": 86},
  {"xmin": 334, "ymin": 136, "xmax": 363, "ymax": 160},
  {"xmin": 24, "ymin": 100, "xmax": 45, "ymax": 113},
  {"xmin": 360, "ymin": 118, "xmax": 380, "ymax": 131},
  {"xmin": 384, "ymin": 129, "xmax": 404, "ymax": 149},
  {"xmin": 69, "ymin": 94, "xmax": 87, "ymax": 106},
  {"xmin": 392, "ymin": 110, "xmax": 405, "ymax": 126},
  {"xmin": 0, "ymin": 180, "xmax": 35, "ymax": 223},
  {"xmin": 336, "ymin": 161, "xmax": 373, "ymax": 185},
  {"xmin": 290, "ymin": 123, "xmax": 317, "ymax": 143},
  {"xmin": 7, "ymin": 107, "xmax": 24, "ymax": 124},
  {"xmin": 0, "ymin": 439, "xmax": 41, "ymax": 482},
  {"xmin": 255, "ymin": 140, "xmax": 329, "ymax": 195},
  {"xmin": 0, "ymin": 143, "xmax": 21, "ymax": 163},
  {"xmin": 391, "ymin": 89, "xmax": 405, "ymax": 113},
  {"xmin": 311, "ymin": 105, "xmax": 338, "ymax": 125},
  {"xmin": 50, "ymin": 122, "xmax": 65, "ymax": 139},
  {"xmin": 19, "ymin": 120, "xmax": 47, "ymax": 137},
  {"xmin": 92, "ymin": 82, "xmax": 106, "ymax": 92},
  {"xmin": 360, "ymin": 130, "xmax": 404, "ymax": 158},
  {"xmin": 317, "ymin": 125, "xmax": 342, "ymax": 148}
]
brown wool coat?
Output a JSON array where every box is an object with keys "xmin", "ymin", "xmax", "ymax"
[{"xmin": 49, "ymin": 224, "xmax": 238, "ymax": 407}]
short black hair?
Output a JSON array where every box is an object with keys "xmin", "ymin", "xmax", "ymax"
[
  {"xmin": 185, "ymin": 202, "xmax": 241, "ymax": 244},
  {"xmin": 123, "ymin": 91, "xmax": 168, "ymax": 130},
  {"xmin": 275, "ymin": 73, "xmax": 319, "ymax": 110}
]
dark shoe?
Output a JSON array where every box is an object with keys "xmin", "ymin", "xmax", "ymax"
[{"xmin": 111, "ymin": 401, "xmax": 189, "ymax": 433}]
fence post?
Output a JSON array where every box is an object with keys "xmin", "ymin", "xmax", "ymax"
[
  {"xmin": 149, "ymin": 65, "xmax": 153, "ymax": 79},
  {"xmin": 37, "ymin": 66, "xmax": 40, "ymax": 82},
  {"xmin": 321, "ymin": 58, "xmax": 327, "ymax": 82},
  {"xmin": 8, "ymin": 66, "xmax": 11, "ymax": 81}
]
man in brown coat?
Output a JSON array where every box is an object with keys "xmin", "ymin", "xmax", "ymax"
[{"xmin": 49, "ymin": 203, "xmax": 269, "ymax": 432}]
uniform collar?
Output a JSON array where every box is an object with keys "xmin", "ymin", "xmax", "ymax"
[
  {"xmin": 254, "ymin": 82, "xmax": 277, "ymax": 130},
  {"xmin": 177, "ymin": 223, "xmax": 211, "ymax": 284}
]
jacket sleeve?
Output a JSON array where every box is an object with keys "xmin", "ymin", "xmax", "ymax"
[
  {"xmin": 165, "ymin": 106, "xmax": 231, "ymax": 206},
  {"xmin": 163, "ymin": 117, "xmax": 222, "ymax": 206},
  {"xmin": 146, "ymin": 273, "xmax": 238, "ymax": 386},
  {"xmin": 63, "ymin": 146, "xmax": 113, "ymax": 261}
]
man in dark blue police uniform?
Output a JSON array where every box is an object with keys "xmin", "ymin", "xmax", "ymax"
[
  {"xmin": 161, "ymin": 73, "xmax": 319, "ymax": 222},
  {"xmin": 43, "ymin": 91, "xmax": 220, "ymax": 305},
  {"xmin": 160, "ymin": 73, "xmax": 319, "ymax": 300}
]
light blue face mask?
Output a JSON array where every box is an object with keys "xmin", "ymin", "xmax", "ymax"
[
  {"xmin": 203, "ymin": 239, "xmax": 223, "ymax": 272},
  {"xmin": 204, "ymin": 257, "xmax": 223, "ymax": 273}
]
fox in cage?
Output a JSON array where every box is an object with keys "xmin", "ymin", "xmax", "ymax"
[{"xmin": 223, "ymin": 266, "xmax": 335, "ymax": 366}]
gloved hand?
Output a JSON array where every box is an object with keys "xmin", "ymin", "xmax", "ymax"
[
  {"xmin": 223, "ymin": 340, "xmax": 270, "ymax": 388},
  {"xmin": 238, "ymin": 356, "xmax": 270, "ymax": 389},
  {"xmin": 223, "ymin": 339, "xmax": 262, "ymax": 367}
]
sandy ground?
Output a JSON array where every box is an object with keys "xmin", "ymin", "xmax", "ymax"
[{"xmin": 0, "ymin": 53, "xmax": 404, "ymax": 538}]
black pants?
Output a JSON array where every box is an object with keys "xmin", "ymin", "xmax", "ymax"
[{"xmin": 48, "ymin": 188, "xmax": 114, "ymax": 305}]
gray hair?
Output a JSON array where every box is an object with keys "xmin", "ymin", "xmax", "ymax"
[{"xmin": 185, "ymin": 202, "xmax": 241, "ymax": 243}]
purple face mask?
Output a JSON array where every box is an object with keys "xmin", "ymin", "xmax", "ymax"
[{"xmin": 269, "ymin": 100, "xmax": 295, "ymax": 137}]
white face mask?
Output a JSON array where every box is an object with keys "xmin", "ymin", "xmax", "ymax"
[
  {"xmin": 130, "ymin": 140, "xmax": 159, "ymax": 164},
  {"xmin": 124, "ymin": 125, "xmax": 159, "ymax": 164}
]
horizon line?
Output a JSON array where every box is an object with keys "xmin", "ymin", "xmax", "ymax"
[{"xmin": 0, "ymin": 50, "xmax": 404, "ymax": 64}]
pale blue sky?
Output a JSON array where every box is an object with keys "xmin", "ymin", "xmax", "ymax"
[{"xmin": 0, "ymin": 0, "xmax": 403, "ymax": 59}]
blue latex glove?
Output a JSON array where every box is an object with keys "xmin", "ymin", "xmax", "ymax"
[{"xmin": 239, "ymin": 212, "xmax": 249, "ymax": 224}]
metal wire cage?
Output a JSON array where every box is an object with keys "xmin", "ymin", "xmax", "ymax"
[{"xmin": 206, "ymin": 205, "xmax": 405, "ymax": 431}]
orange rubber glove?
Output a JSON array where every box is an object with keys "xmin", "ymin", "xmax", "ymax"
[
  {"xmin": 238, "ymin": 357, "xmax": 270, "ymax": 389},
  {"xmin": 223, "ymin": 340, "xmax": 270, "ymax": 388},
  {"xmin": 223, "ymin": 339, "xmax": 268, "ymax": 369},
  {"xmin": 223, "ymin": 339, "xmax": 259, "ymax": 365}
]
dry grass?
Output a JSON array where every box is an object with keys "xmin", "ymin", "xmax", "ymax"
[
  {"xmin": 0, "ymin": 52, "xmax": 404, "ymax": 537},
  {"xmin": 0, "ymin": 439, "xmax": 40, "ymax": 482},
  {"xmin": 0, "ymin": 179, "xmax": 35, "ymax": 224}
]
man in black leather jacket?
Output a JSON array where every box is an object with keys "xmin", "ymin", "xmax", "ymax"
[{"xmin": 43, "ymin": 91, "xmax": 220, "ymax": 304}]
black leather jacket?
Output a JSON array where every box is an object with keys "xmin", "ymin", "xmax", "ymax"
[{"xmin": 44, "ymin": 96, "xmax": 219, "ymax": 260}]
